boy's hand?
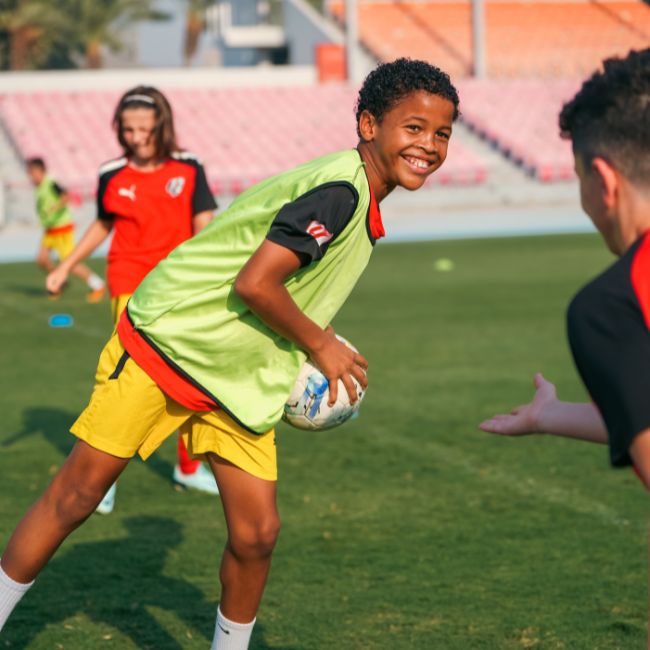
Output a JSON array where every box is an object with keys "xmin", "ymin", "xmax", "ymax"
[
  {"xmin": 309, "ymin": 327, "xmax": 368, "ymax": 406},
  {"xmin": 479, "ymin": 373, "xmax": 557, "ymax": 436},
  {"xmin": 46, "ymin": 266, "xmax": 69, "ymax": 295}
]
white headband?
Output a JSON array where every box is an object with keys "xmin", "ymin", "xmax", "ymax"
[{"xmin": 123, "ymin": 94, "xmax": 156, "ymax": 106}]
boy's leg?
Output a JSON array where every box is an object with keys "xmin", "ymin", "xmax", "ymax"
[
  {"xmin": 69, "ymin": 262, "xmax": 105, "ymax": 301},
  {"xmin": 1, "ymin": 440, "xmax": 128, "ymax": 583},
  {"xmin": 56, "ymin": 231, "xmax": 104, "ymax": 299},
  {"xmin": 70, "ymin": 262, "xmax": 91, "ymax": 282},
  {"xmin": 35, "ymin": 245, "xmax": 54, "ymax": 273},
  {"xmin": 206, "ymin": 453, "xmax": 279, "ymax": 623}
]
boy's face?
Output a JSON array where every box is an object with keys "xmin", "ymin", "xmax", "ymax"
[
  {"xmin": 26, "ymin": 164, "xmax": 44, "ymax": 186},
  {"xmin": 362, "ymin": 91, "xmax": 455, "ymax": 191}
]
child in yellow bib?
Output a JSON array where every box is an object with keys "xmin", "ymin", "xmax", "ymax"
[{"xmin": 26, "ymin": 157, "xmax": 105, "ymax": 302}]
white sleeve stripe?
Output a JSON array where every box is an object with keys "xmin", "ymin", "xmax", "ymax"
[
  {"xmin": 171, "ymin": 151, "xmax": 203, "ymax": 164},
  {"xmin": 98, "ymin": 157, "xmax": 128, "ymax": 176}
]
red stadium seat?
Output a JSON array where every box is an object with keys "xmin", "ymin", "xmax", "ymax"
[
  {"xmin": 0, "ymin": 85, "xmax": 488, "ymax": 195},
  {"xmin": 329, "ymin": 0, "xmax": 650, "ymax": 79}
]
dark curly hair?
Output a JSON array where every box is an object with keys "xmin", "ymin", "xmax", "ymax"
[
  {"xmin": 559, "ymin": 48, "xmax": 650, "ymax": 186},
  {"xmin": 355, "ymin": 58, "xmax": 459, "ymax": 137}
]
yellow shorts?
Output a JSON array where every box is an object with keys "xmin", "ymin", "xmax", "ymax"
[
  {"xmin": 111, "ymin": 293, "xmax": 131, "ymax": 326},
  {"xmin": 71, "ymin": 333, "xmax": 277, "ymax": 481},
  {"xmin": 41, "ymin": 229, "xmax": 75, "ymax": 260}
]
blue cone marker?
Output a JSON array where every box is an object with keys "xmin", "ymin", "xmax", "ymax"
[{"xmin": 48, "ymin": 314, "xmax": 74, "ymax": 328}]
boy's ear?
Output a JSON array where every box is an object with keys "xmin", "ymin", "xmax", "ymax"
[
  {"xmin": 358, "ymin": 110, "xmax": 377, "ymax": 142},
  {"xmin": 591, "ymin": 157, "xmax": 619, "ymax": 210}
]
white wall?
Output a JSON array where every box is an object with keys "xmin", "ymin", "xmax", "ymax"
[{"xmin": 0, "ymin": 65, "xmax": 317, "ymax": 94}]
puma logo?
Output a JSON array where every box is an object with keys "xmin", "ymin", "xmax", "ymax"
[{"xmin": 118, "ymin": 185, "xmax": 136, "ymax": 201}]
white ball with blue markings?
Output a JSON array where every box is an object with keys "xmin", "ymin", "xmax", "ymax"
[{"xmin": 282, "ymin": 337, "xmax": 365, "ymax": 431}]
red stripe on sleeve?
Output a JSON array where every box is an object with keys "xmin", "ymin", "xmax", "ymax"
[{"xmin": 630, "ymin": 231, "xmax": 650, "ymax": 332}]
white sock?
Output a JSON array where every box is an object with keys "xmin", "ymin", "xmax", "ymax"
[
  {"xmin": 211, "ymin": 606, "xmax": 255, "ymax": 650},
  {"xmin": 87, "ymin": 273, "xmax": 105, "ymax": 290},
  {"xmin": 0, "ymin": 564, "xmax": 34, "ymax": 631}
]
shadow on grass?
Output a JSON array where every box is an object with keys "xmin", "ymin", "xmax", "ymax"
[
  {"xmin": 4, "ymin": 407, "xmax": 176, "ymax": 485},
  {"xmin": 3, "ymin": 407, "xmax": 77, "ymax": 458},
  {"xmin": 4, "ymin": 516, "xmax": 215, "ymax": 648},
  {"xmin": 4, "ymin": 513, "xmax": 305, "ymax": 649},
  {"xmin": 2, "ymin": 283, "xmax": 47, "ymax": 297}
]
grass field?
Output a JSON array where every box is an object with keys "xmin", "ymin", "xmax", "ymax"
[{"xmin": 0, "ymin": 233, "xmax": 646, "ymax": 650}]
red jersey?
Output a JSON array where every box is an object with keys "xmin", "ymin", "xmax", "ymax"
[{"xmin": 97, "ymin": 152, "xmax": 217, "ymax": 296}]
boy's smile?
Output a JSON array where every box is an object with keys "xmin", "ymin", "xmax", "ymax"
[{"xmin": 358, "ymin": 90, "xmax": 455, "ymax": 200}]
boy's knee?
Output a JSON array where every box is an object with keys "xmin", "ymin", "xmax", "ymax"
[
  {"xmin": 229, "ymin": 514, "xmax": 281, "ymax": 560},
  {"xmin": 48, "ymin": 478, "xmax": 105, "ymax": 525}
]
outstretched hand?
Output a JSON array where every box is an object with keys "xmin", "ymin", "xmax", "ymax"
[
  {"xmin": 309, "ymin": 327, "xmax": 368, "ymax": 406},
  {"xmin": 479, "ymin": 373, "xmax": 557, "ymax": 436},
  {"xmin": 46, "ymin": 265, "xmax": 69, "ymax": 295}
]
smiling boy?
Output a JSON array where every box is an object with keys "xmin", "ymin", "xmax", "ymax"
[{"xmin": 0, "ymin": 59, "xmax": 458, "ymax": 649}]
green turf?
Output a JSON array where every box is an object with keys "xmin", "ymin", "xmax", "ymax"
[{"xmin": 0, "ymin": 234, "xmax": 646, "ymax": 649}]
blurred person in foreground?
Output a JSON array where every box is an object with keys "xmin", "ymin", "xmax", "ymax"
[
  {"xmin": 26, "ymin": 157, "xmax": 105, "ymax": 301},
  {"xmin": 480, "ymin": 47, "xmax": 650, "ymax": 642}
]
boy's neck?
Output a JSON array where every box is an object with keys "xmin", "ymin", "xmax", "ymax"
[{"xmin": 356, "ymin": 143, "xmax": 394, "ymax": 203}]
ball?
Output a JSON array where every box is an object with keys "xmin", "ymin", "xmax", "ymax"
[{"xmin": 282, "ymin": 336, "xmax": 365, "ymax": 431}]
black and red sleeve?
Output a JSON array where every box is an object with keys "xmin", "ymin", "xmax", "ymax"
[
  {"xmin": 190, "ymin": 161, "xmax": 217, "ymax": 215},
  {"xmin": 567, "ymin": 234, "xmax": 650, "ymax": 467},
  {"xmin": 266, "ymin": 182, "xmax": 359, "ymax": 266},
  {"xmin": 96, "ymin": 166, "xmax": 122, "ymax": 222}
]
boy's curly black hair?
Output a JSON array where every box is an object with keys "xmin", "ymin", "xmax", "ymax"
[
  {"xmin": 559, "ymin": 48, "xmax": 650, "ymax": 186},
  {"xmin": 355, "ymin": 58, "xmax": 459, "ymax": 137}
]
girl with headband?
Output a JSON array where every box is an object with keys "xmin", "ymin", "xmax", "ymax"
[{"xmin": 46, "ymin": 85, "xmax": 219, "ymax": 512}]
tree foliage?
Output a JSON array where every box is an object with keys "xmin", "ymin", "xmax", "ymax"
[
  {"xmin": 0, "ymin": 0, "xmax": 170, "ymax": 70},
  {"xmin": 0, "ymin": 0, "xmax": 70, "ymax": 70},
  {"xmin": 183, "ymin": 0, "xmax": 213, "ymax": 66}
]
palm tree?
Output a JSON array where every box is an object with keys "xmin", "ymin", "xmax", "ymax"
[
  {"xmin": 183, "ymin": 0, "xmax": 213, "ymax": 66},
  {"xmin": 0, "ymin": 0, "xmax": 68, "ymax": 70},
  {"xmin": 59, "ymin": 0, "xmax": 170, "ymax": 68}
]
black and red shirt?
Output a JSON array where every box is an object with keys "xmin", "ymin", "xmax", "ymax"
[
  {"xmin": 567, "ymin": 230, "xmax": 650, "ymax": 467},
  {"xmin": 97, "ymin": 152, "xmax": 216, "ymax": 296}
]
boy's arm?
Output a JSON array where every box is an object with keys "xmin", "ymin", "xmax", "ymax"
[
  {"xmin": 48, "ymin": 182, "xmax": 69, "ymax": 214},
  {"xmin": 47, "ymin": 191, "xmax": 69, "ymax": 215},
  {"xmin": 46, "ymin": 219, "xmax": 112, "ymax": 293},
  {"xmin": 234, "ymin": 239, "xmax": 368, "ymax": 405},
  {"xmin": 479, "ymin": 373, "xmax": 608, "ymax": 444},
  {"xmin": 630, "ymin": 430, "xmax": 650, "ymax": 489}
]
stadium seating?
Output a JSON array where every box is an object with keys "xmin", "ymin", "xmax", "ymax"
[
  {"xmin": 328, "ymin": 1, "xmax": 650, "ymax": 78},
  {"xmin": 0, "ymin": 85, "xmax": 488, "ymax": 196},
  {"xmin": 457, "ymin": 79, "xmax": 580, "ymax": 181}
]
